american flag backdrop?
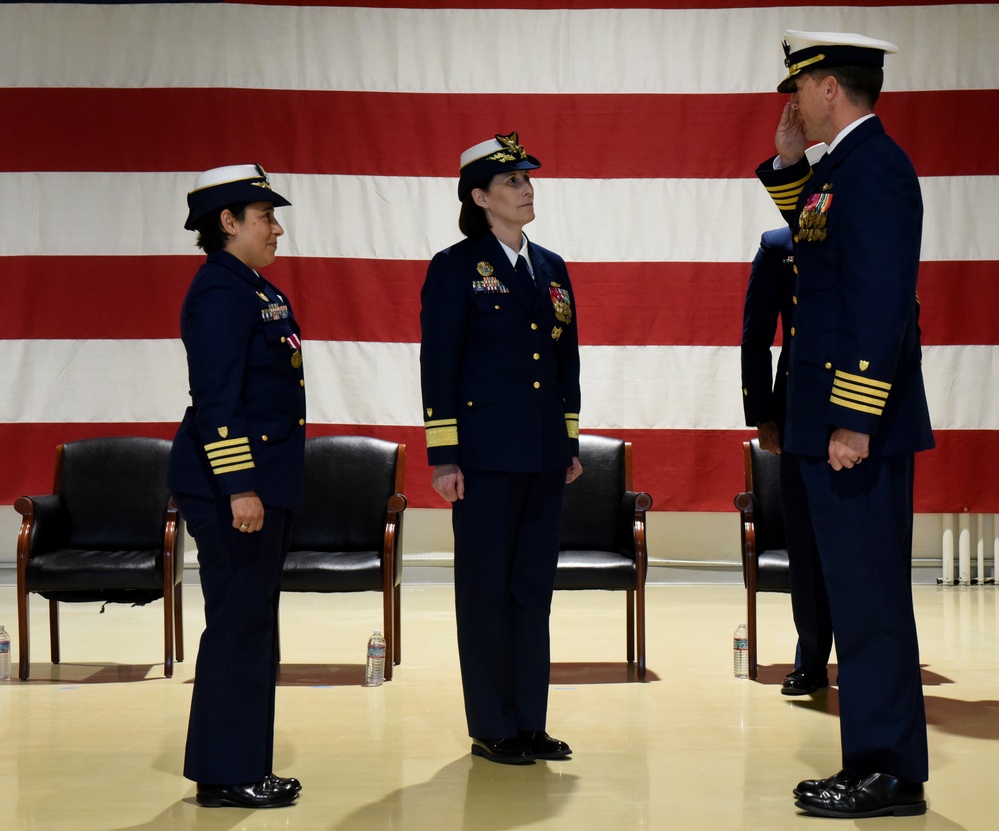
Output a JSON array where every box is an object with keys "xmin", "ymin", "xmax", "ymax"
[{"xmin": 1, "ymin": 0, "xmax": 997, "ymax": 514}]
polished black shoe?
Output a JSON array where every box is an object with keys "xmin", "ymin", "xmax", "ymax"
[
  {"xmin": 196, "ymin": 778, "xmax": 299, "ymax": 808},
  {"xmin": 795, "ymin": 772, "xmax": 926, "ymax": 818},
  {"xmin": 470, "ymin": 736, "xmax": 535, "ymax": 765},
  {"xmin": 794, "ymin": 769, "xmax": 853, "ymax": 797},
  {"xmin": 267, "ymin": 773, "xmax": 302, "ymax": 793},
  {"xmin": 781, "ymin": 670, "xmax": 829, "ymax": 696},
  {"xmin": 519, "ymin": 730, "xmax": 572, "ymax": 760}
]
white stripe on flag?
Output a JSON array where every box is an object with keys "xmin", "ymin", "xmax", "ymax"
[
  {"xmin": 1, "ymin": 5, "xmax": 995, "ymax": 93},
  {"xmin": 2, "ymin": 340, "xmax": 996, "ymax": 432},
  {"xmin": 1, "ymin": 171, "xmax": 996, "ymax": 263}
]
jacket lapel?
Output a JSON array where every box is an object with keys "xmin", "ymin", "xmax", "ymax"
[
  {"xmin": 482, "ymin": 235, "xmax": 539, "ymax": 311},
  {"xmin": 805, "ymin": 116, "xmax": 883, "ymax": 199},
  {"xmin": 529, "ymin": 242, "xmax": 555, "ymax": 308}
]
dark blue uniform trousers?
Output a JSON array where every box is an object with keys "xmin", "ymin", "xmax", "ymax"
[
  {"xmin": 451, "ymin": 469, "xmax": 565, "ymax": 739},
  {"xmin": 175, "ymin": 494, "xmax": 295, "ymax": 785},
  {"xmin": 780, "ymin": 452, "xmax": 833, "ymax": 676},
  {"xmin": 794, "ymin": 452, "xmax": 928, "ymax": 783}
]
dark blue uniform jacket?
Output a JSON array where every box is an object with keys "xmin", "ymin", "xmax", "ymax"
[
  {"xmin": 168, "ymin": 250, "xmax": 306, "ymax": 511},
  {"xmin": 420, "ymin": 234, "xmax": 581, "ymax": 473},
  {"xmin": 741, "ymin": 226, "xmax": 796, "ymax": 432},
  {"xmin": 756, "ymin": 117, "xmax": 934, "ymax": 457}
]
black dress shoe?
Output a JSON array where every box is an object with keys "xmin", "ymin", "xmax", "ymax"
[
  {"xmin": 781, "ymin": 670, "xmax": 829, "ymax": 696},
  {"xmin": 267, "ymin": 773, "xmax": 302, "ymax": 793},
  {"xmin": 795, "ymin": 772, "xmax": 926, "ymax": 818},
  {"xmin": 470, "ymin": 736, "xmax": 535, "ymax": 765},
  {"xmin": 196, "ymin": 778, "xmax": 299, "ymax": 808},
  {"xmin": 794, "ymin": 769, "xmax": 853, "ymax": 797},
  {"xmin": 519, "ymin": 730, "xmax": 572, "ymax": 760}
]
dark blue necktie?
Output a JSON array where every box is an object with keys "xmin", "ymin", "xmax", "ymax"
[
  {"xmin": 516, "ymin": 254, "xmax": 533, "ymax": 283},
  {"xmin": 518, "ymin": 254, "xmax": 546, "ymax": 301}
]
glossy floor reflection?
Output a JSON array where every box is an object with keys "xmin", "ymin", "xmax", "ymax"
[{"xmin": 1, "ymin": 583, "xmax": 997, "ymax": 830}]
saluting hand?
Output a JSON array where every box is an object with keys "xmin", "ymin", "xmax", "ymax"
[{"xmin": 776, "ymin": 101, "xmax": 808, "ymax": 168}]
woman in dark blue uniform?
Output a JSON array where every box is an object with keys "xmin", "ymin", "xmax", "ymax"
[
  {"xmin": 168, "ymin": 164, "xmax": 306, "ymax": 808},
  {"xmin": 420, "ymin": 133, "xmax": 583, "ymax": 765}
]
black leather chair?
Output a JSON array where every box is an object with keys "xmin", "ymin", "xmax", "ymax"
[
  {"xmin": 733, "ymin": 439, "xmax": 790, "ymax": 680},
  {"xmin": 282, "ymin": 435, "xmax": 406, "ymax": 680},
  {"xmin": 15, "ymin": 436, "xmax": 185, "ymax": 681},
  {"xmin": 555, "ymin": 434, "xmax": 653, "ymax": 679}
]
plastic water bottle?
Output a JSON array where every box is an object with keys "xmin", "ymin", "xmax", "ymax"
[
  {"xmin": 733, "ymin": 623, "xmax": 749, "ymax": 678},
  {"xmin": 364, "ymin": 630, "xmax": 386, "ymax": 686},
  {"xmin": 0, "ymin": 625, "xmax": 11, "ymax": 681}
]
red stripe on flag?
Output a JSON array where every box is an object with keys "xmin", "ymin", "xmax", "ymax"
[
  {"xmin": 7, "ymin": 255, "xmax": 997, "ymax": 347},
  {"xmin": 2, "ymin": 89, "xmax": 994, "ymax": 179}
]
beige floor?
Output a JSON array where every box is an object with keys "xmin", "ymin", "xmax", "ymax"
[{"xmin": 1, "ymin": 582, "xmax": 997, "ymax": 830}]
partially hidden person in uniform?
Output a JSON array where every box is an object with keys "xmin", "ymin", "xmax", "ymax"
[
  {"xmin": 420, "ymin": 132, "xmax": 583, "ymax": 765},
  {"xmin": 756, "ymin": 31, "xmax": 934, "ymax": 819},
  {"xmin": 740, "ymin": 218, "xmax": 834, "ymax": 697},
  {"xmin": 168, "ymin": 164, "xmax": 305, "ymax": 809}
]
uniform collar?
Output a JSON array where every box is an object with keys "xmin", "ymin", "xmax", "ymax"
[
  {"xmin": 494, "ymin": 233, "xmax": 532, "ymax": 274},
  {"xmin": 206, "ymin": 248, "xmax": 266, "ymax": 286},
  {"xmin": 827, "ymin": 113, "xmax": 878, "ymax": 155}
]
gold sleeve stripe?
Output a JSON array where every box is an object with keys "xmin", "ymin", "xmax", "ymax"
[
  {"xmin": 830, "ymin": 396, "xmax": 884, "ymax": 417},
  {"xmin": 832, "ymin": 379, "xmax": 889, "ymax": 402},
  {"xmin": 766, "ymin": 170, "xmax": 813, "ymax": 195},
  {"xmin": 206, "ymin": 437, "xmax": 255, "ymax": 474},
  {"xmin": 425, "ymin": 425, "xmax": 458, "ymax": 448},
  {"xmin": 565, "ymin": 413, "xmax": 580, "ymax": 439},
  {"xmin": 831, "ymin": 388, "xmax": 886, "ymax": 409},
  {"xmin": 831, "ymin": 371, "xmax": 890, "ymax": 415},
  {"xmin": 205, "ymin": 437, "xmax": 250, "ymax": 452},
  {"xmin": 834, "ymin": 370, "xmax": 891, "ymax": 391},
  {"xmin": 765, "ymin": 171, "xmax": 812, "ymax": 210},
  {"xmin": 212, "ymin": 460, "xmax": 256, "ymax": 475},
  {"xmin": 207, "ymin": 445, "xmax": 252, "ymax": 461},
  {"xmin": 424, "ymin": 418, "xmax": 458, "ymax": 428},
  {"xmin": 210, "ymin": 452, "xmax": 254, "ymax": 470}
]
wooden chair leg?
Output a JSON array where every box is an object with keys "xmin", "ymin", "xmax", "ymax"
[
  {"xmin": 17, "ymin": 584, "xmax": 30, "ymax": 681},
  {"xmin": 626, "ymin": 590, "xmax": 635, "ymax": 665},
  {"xmin": 163, "ymin": 579, "xmax": 174, "ymax": 679},
  {"xmin": 636, "ymin": 584, "xmax": 646, "ymax": 681},
  {"xmin": 747, "ymin": 570, "xmax": 759, "ymax": 681},
  {"xmin": 48, "ymin": 600, "xmax": 60, "ymax": 665},
  {"xmin": 382, "ymin": 588, "xmax": 394, "ymax": 682},
  {"xmin": 174, "ymin": 581, "xmax": 184, "ymax": 663},
  {"xmin": 393, "ymin": 583, "xmax": 401, "ymax": 666}
]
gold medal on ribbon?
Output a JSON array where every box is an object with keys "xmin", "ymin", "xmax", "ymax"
[{"xmin": 291, "ymin": 351, "xmax": 302, "ymax": 368}]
